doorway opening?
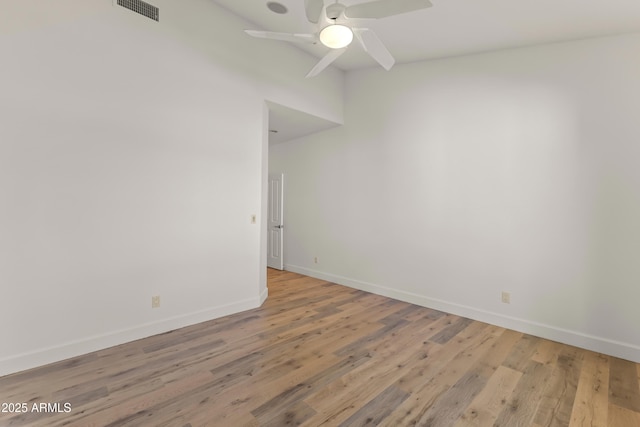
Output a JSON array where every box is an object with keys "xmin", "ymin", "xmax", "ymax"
[{"xmin": 265, "ymin": 101, "xmax": 341, "ymax": 272}]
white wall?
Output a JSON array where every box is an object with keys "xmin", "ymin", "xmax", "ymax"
[
  {"xmin": 0, "ymin": 0, "xmax": 343, "ymax": 376},
  {"xmin": 270, "ymin": 33, "xmax": 640, "ymax": 362}
]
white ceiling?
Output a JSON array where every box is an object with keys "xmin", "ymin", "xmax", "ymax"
[
  {"xmin": 213, "ymin": 0, "xmax": 640, "ymax": 72},
  {"xmin": 213, "ymin": 0, "xmax": 640, "ymax": 144}
]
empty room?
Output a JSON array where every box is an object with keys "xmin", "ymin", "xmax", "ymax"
[{"xmin": 1, "ymin": 0, "xmax": 640, "ymax": 426}]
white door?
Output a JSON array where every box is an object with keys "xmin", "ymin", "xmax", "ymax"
[{"xmin": 267, "ymin": 173, "xmax": 284, "ymax": 270}]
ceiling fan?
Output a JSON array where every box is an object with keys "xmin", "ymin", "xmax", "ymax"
[{"xmin": 245, "ymin": 0, "xmax": 433, "ymax": 77}]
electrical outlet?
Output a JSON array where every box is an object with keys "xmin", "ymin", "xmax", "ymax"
[
  {"xmin": 314, "ymin": 257, "xmax": 319, "ymax": 264},
  {"xmin": 501, "ymin": 291, "xmax": 511, "ymax": 304},
  {"xmin": 152, "ymin": 296, "xmax": 160, "ymax": 308}
]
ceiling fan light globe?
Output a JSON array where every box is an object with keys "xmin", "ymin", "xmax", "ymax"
[{"xmin": 319, "ymin": 24, "xmax": 353, "ymax": 49}]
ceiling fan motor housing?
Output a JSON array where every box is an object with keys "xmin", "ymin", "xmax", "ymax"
[{"xmin": 325, "ymin": 3, "xmax": 346, "ymax": 20}]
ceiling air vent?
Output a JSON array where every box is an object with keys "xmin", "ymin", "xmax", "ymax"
[{"xmin": 116, "ymin": 0, "xmax": 159, "ymax": 22}]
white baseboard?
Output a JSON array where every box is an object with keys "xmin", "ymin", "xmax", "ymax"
[
  {"xmin": 0, "ymin": 296, "xmax": 262, "ymax": 377},
  {"xmin": 259, "ymin": 286, "xmax": 269, "ymax": 305},
  {"xmin": 285, "ymin": 264, "xmax": 640, "ymax": 363}
]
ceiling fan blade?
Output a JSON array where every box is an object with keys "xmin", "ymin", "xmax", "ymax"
[
  {"xmin": 304, "ymin": 0, "xmax": 325, "ymax": 23},
  {"xmin": 306, "ymin": 48, "xmax": 347, "ymax": 78},
  {"xmin": 345, "ymin": 0, "xmax": 432, "ymax": 19},
  {"xmin": 353, "ymin": 28, "xmax": 395, "ymax": 70},
  {"xmin": 245, "ymin": 30, "xmax": 317, "ymax": 44}
]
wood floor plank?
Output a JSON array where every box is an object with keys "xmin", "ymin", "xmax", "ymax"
[
  {"xmin": 0, "ymin": 268, "xmax": 639, "ymax": 426},
  {"xmin": 412, "ymin": 325, "xmax": 521, "ymax": 427},
  {"xmin": 250, "ymin": 350, "xmax": 371, "ymax": 423},
  {"xmin": 609, "ymin": 356, "xmax": 640, "ymax": 412},
  {"xmin": 531, "ymin": 338, "xmax": 562, "ymax": 366},
  {"xmin": 433, "ymin": 328, "xmax": 522, "ymax": 427},
  {"xmin": 502, "ymin": 333, "xmax": 542, "ymax": 372},
  {"xmin": 429, "ymin": 317, "xmax": 474, "ymax": 344},
  {"xmin": 494, "ymin": 360, "xmax": 553, "ymax": 427},
  {"xmin": 394, "ymin": 321, "xmax": 499, "ymax": 394},
  {"xmin": 184, "ymin": 354, "xmax": 369, "ymax": 426},
  {"xmin": 608, "ymin": 403, "xmax": 640, "ymax": 426},
  {"xmin": 337, "ymin": 385, "xmax": 409, "ymax": 427},
  {"xmin": 534, "ymin": 347, "xmax": 583, "ymax": 426},
  {"xmin": 58, "ymin": 370, "xmax": 218, "ymax": 426},
  {"xmin": 260, "ymin": 400, "xmax": 316, "ymax": 427},
  {"xmin": 314, "ymin": 335, "xmax": 425, "ymax": 400},
  {"xmin": 301, "ymin": 329, "xmax": 436, "ymax": 425},
  {"xmin": 569, "ymin": 351, "xmax": 610, "ymax": 427},
  {"xmin": 453, "ymin": 365, "xmax": 522, "ymax": 427},
  {"xmin": 378, "ymin": 324, "xmax": 502, "ymax": 426}
]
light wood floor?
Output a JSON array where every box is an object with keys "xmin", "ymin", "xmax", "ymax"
[{"xmin": 1, "ymin": 269, "xmax": 639, "ymax": 426}]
